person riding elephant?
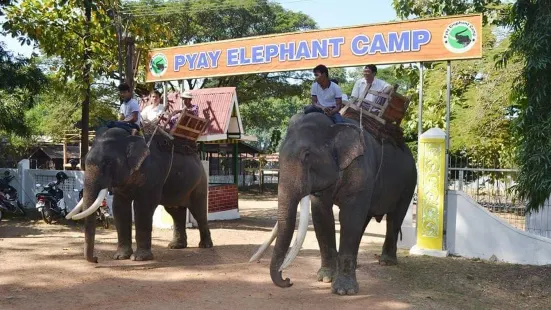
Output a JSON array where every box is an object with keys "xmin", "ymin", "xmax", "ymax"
[
  {"xmin": 118, "ymin": 83, "xmax": 143, "ymax": 136},
  {"xmin": 66, "ymin": 124, "xmax": 213, "ymax": 263},
  {"xmin": 249, "ymin": 112, "xmax": 417, "ymax": 296}
]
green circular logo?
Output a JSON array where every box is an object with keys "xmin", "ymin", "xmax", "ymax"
[
  {"xmin": 443, "ymin": 21, "xmax": 477, "ymax": 53},
  {"xmin": 149, "ymin": 53, "xmax": 168, "ymax": 77}
]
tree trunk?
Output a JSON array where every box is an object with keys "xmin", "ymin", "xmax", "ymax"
[{"xmin": 80, "ymin": 0, "xmax": 91, "ymax": 171}]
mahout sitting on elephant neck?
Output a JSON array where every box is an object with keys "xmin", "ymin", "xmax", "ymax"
[{"xmin": 105, "ymin": 120, "xmax": 141, "ymax": 136}]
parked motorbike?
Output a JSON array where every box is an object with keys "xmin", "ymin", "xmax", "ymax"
[
  {"xmin": 77, "ymin": 188, "xmax": 110, "ymax": 229},
  {"xmin": 0, "ymin": 171, "xmax": 26, "ymax": 221},
  {"xmin": 35, "ymin": 171, "xmax": 69, "ymax": 224}
]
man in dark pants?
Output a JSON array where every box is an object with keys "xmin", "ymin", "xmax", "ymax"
[
  {"xmin": 118, "ymin": 83, "xmax": 142, "ymax": 135},
  {"xmin": 304, "ymin": 64, "xmax": 343, "ymax": 124}
]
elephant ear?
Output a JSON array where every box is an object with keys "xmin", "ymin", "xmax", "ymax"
[
  {"xmin": 330, "ymin": 123, "xmax": 365, "ymax": 170},
  {"xmin": 126, "ymin": 136, "xmax": 150, "ymax": 175}
]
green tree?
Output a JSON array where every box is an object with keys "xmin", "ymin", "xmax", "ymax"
[
  {"xmin": 498, "ymin": 0, "xmax": 551, "ymax": 212},
  {"xmin": 25, "ymin": 76, "xmax": 118, "ymax": 140},
  {"xmin": 0, "ymin": 1, "xmax": 47, "ymax": 137},
  {"xmin": 239, "ymin": 96, "xmax": 307, "ymax": 152},
  {"xmin": 392, "ymin": 0, "xmax": 506, "ymax": 25},
  {"xmin": 451, "ymin": 34, "xmax": 521, "ymax": 169},
  {"xmin": 4, "ymin": 0, "xmax": 318, "ymax": 103},
  {"xmin": 392, "ymin": 0, "xmax": 551, "ymax": 212}
]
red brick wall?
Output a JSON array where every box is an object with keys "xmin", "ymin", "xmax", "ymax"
[{"xmin": 208, "ymin": 184, "xmax": 238, "ymax": 213}]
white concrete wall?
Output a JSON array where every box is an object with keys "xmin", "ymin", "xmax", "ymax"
[
  {"xmin": 446, "ymin": 190, "xmax": 551, "ymax": 265},
  {"xmin": 526, "ymin": 199, "xmax": 551, "ymax": 239},
  {"xmin": 397, "ymin": 202, "xmax": 416, "ymax": 249}
]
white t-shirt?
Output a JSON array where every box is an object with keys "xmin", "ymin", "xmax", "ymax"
[
  {"xmin": 142, "ymin": 104, "xmax": 165, "ymax": 122},
  {"xmin": 311, "ymin": 81, "xmax": 342, "ymax": 108},
  {"xmin": 119, "ymin": 98, "xmax": 142, "ymax": 126},
  {"xmin": 351, "ymin": 78, "xmax": 392, "ymax": 106}
]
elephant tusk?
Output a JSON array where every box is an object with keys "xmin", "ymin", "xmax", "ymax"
[
  {"xmin": 69, "ymin": 189, "xmax": 108, "ymax": 220},
  {"xmin": 279, "ymin": 195, "xmax": 310, "ymax": 271},
  {"xmin": 65, "ymin": 197, "xmax": 84, "ymax": 219},
  {"xmin": 249, "ymin": 222, "xmax": 278, "ymax": 263}
]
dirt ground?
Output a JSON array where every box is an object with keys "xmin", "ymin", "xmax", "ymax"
[{"xmin": 1, "ymin": 193, "xmax": 551, "ymax": 310}]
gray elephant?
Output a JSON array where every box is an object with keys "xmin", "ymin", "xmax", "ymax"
[
  {"xmin": 250, "ymin": 112, "xmax": 416, "ymax": 295},
  {"xmin": 66, "ymin": 126, "xmax": 213, "ymax": 263}
]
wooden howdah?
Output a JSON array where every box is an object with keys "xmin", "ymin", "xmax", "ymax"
[
  {"xmin": 382, "ymin": 92, "xmax": 410, "ymax": 124},
  {"xmin": 342, "ymin": 88, "xmax": 410, "ymax": 125},
  {"xmin": 169, "ymin": 112, "xmax": 208, "ymax": 141}
]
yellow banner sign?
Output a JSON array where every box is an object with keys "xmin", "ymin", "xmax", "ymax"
[{"xmin": 146, "ymin": 14, "xmax": 482, "ymax": 82}]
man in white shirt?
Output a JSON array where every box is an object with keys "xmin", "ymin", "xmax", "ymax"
[
  {"xmin": 351, "ymin": 64, "xmax": 392, "ymax": 111},
  {"xmin": 118, "ymin": 83, "xmax": 142, "ymax": 135},
  {"xmin": 141, "ymin": 90, "xmax": 165, "ymax": 122},
  {"xmin": 305, "ymin": 64, "xmax": 343, "ymax": 123}
]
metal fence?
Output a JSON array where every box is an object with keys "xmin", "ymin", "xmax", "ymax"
[
  {"xmin": 209, "ymin": 170, "xmax": 279, "ymax": 187},
  {"xmin": 447, "ymin": 156, "xmax": 527, "ymax": 230}
]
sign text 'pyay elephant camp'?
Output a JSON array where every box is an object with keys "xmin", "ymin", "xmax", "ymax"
[{"xmin": 146, "ymin": 14, "xmax": 482, "ymax": 82}]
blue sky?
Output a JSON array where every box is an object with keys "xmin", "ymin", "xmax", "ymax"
[
  {"xmin": 1, "ymin": 0, "xmax": 398, "ymax": 57},
  {"xmin": 278, "ymin": 0, "xmax": 397, "ymax": 29}
]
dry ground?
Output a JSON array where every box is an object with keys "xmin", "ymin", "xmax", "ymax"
[{"xmin": 1, "ymin": 193, "xmax": 550, "ymax": 310}]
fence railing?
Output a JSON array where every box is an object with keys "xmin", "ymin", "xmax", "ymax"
[{"xmin": 448, "ymin": 167, "xmax": 526, "ymax": 230}]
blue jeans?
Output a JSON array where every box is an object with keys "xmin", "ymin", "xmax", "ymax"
[{"xmin": 304, "ymin": 105, "xmax": 343, "ymax": 124}]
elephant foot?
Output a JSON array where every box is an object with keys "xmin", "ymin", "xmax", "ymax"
[
  {"xmin": 331, "ymin": 274, "xmax": 359, "ymax": 296},
  {"xmin": 379, "ymin": 253, "xmax": 398, "ymax": 266},
  {"xmin": 168, "ymin": 240, "xmax": 188, "ymax": 249},
  {"xmin": 199, "ymin": 238, "xmax": 213, "ymax": 248},
  {"xmin": 131, "ymin": 248, "xmax": 154, "ymax": 261},
  {"xmin": 113, "ymin": 247, "xmax": 133, "ymax": 260},
  {"xmin": 317, "ymin": 267, "xmax": 335, "ymax": 283}
]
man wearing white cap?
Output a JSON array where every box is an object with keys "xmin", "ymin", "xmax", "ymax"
[
  {"xmin": 168, "ymin": 90, "xmax": 199, "ymax": 130},
  {"xmin": 182, "ymin": 90, "xmax": 198, "ymax": 116}
]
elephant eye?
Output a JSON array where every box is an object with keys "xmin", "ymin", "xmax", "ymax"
[{"xmin": 301, "ymin": 150, "xmax": 310, "ymax": 162}]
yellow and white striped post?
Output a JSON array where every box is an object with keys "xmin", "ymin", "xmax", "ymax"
[{"xmin": 410, "ymin": 128, "xmax": 448, "ymax": 257}]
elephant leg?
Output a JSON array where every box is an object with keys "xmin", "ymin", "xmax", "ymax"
[
  {"xmin": 332, "ymin": 203, "xmax": 367, "ymax": 296},
  {"xmin": 311, "ymin": 194, "xmax": 337, "ymax": 283},
  {"xmin": 188, "ymin": 189, "xmax": 213, "ymax": 249},
  {"xmin": 131, "ymin": 200, "xmax": 156, "ymax": 261},
  {"xmin": 112, "ymin": 194, "xmax": 133, "ymax": 260},
  {"xmin": 380, "ymin": 198, "xmax": 410, "ymax": 266},
  {"xmin": 165, "ymin": 206, "xmax": 188, "ymax": 249}
]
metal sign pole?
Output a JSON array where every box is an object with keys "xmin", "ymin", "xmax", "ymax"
[
  {"xmin": 418, "ymin": 62, "xmax": 424, "ymax": 139},
  {"xmin": 163, "ymin": 82, "xmax": 168, "ymax": 106},
  {"xmin": 445, "ymin": 61, "xmax": 451, "ymax": 190},
  {"xmin": 416, "ymin": 62, "xmax": 424, "ymax": 235},
  {"xmin": 444, "ymin": 60, "xmax": 452, "ymax": 251}
]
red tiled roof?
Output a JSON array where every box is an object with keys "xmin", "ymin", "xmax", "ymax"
[{"xmin": 190, "ymin": 87, "xmax": 236, "ymax": 136}]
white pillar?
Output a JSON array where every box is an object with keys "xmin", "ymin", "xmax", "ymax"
[{"xmin": 18, "ymin": 160, "xmax": 30, "ymax": 207}]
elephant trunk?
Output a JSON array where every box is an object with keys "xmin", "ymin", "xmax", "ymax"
[
  {"xmin": 84, "ymin": 207, "xmax": 98, "ymax": 263},
  {"xmin": 70, "ymin": 165, "xmax": 106, "ymax": 263},
  {"xmin": 269, "ymin": 175, "xmax": 310, "ymax": 288}
]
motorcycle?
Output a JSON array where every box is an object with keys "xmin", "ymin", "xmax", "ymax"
[
  {"xmin": 0, "ymin": 171, "xmax": 26, "ymax": 221},
  {"xmin": 77, "ymin": 188, "xmax": 110, "ymax": 229},
  {"xmin": 35, "ymin": 180, "xmax": 68, "ymax": 224}
]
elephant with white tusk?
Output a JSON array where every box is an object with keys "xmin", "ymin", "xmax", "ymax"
[
  {"xmin": 250, "ymin": 112, "xmax": 417, "ymax": 295},
  {"xmin": 67, "ymin": 126, "xmax": 212, "ymax": 263}
]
